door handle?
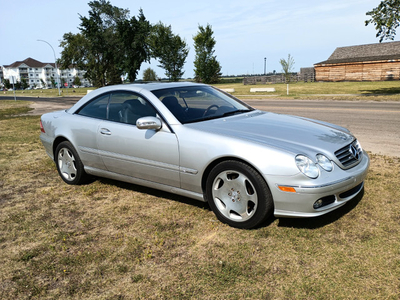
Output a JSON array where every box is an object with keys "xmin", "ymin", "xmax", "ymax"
[{"xmin": 100, "ymin": 128, "xmax": 111, "ymax": 135}]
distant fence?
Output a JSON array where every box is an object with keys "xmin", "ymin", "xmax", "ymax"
[{"xmin": 243, "ymin": 68, "xmax": 315, "ymax": 85}]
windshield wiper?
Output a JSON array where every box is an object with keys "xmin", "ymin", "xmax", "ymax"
[
  {"xmin": 221, "ymin": 109, "xmax": 253, "ymax": 117},
  {"xmin": 187, "ymin": 109, "xmax": 254, "ymax": 124}
]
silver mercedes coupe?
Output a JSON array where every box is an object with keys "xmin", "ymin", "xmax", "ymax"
[{"xmin": 40, "ymin": 82, "xmax": 369, "ymax": 228}]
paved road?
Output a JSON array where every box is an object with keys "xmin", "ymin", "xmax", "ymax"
[
  {"xmin": 1, "ymin": 95, "xmax": 399, "ymax": 157},
  {"xmin": 245, "ymin": 98, "xmax": 400, "ymax": 157},
  {"xmin": 0, "ymin": 95, "xmax": 81, "ymax": 103}
]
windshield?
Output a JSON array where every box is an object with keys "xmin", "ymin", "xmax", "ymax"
[{"xmin": 151, "ymin": 85, "xmax": 254, "ymax": 124}]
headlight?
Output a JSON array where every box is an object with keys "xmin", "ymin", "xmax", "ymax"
[
  {"xmin": 295, "ymin": 155, "xmax": 319, "ymax": 179},
  {"xmin": 316, "ymin": 154, "xmax": 333, "ymax": 172}
]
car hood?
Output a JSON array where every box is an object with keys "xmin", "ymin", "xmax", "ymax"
[{"xmin": 187, "ymin": 111, "xmax": 354, "ymax": 155}]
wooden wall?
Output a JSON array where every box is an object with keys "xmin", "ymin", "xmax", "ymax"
[{"xmin": 315, "ymin": 60, "xmax": 400, "ymax": 81}]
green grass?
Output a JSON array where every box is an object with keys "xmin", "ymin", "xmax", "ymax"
[
  {"xmin": 4, "ymin": 80, "xmax": 400, "ymax": 100},
  {"xmin": 1, "ymin": 100, "xmax": 400, "ymax": 299},
  {"xmin": 0, "ymin": 100, "xmax": 34, "ymax": 120},
  {"xmin": 214, "ymin": 80, "xmax": 400, "ymax": 100}
]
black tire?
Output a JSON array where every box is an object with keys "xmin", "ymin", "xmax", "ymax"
[
  {"xmin": 55, "ymin": 141, "xmax": 88, "ymax": 185},
  {"xmin": 206, "ymin": 160, "xmax": 273, "ymax": 229}
]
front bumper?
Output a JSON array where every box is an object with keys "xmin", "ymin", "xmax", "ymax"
[{"xmin": 270, "ymin": 152, "xmax": 370, "ymax": 218}]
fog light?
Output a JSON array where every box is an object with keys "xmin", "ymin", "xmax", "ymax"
[
  {"xmin": 313, "ymin": 195, "xmax": 335, "ymax": 209},
  {"xmin": 313, "ymin": 199, "xmax": 324, "ymax": 209}
]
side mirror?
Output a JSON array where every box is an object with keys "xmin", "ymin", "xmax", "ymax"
[{"xmin": 136, "ymin": 116, "xmax": 162, "ymax": 130}]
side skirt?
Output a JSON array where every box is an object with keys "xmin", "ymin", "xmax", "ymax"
[{"xmin": 84, "ymin": 166, "xmax": 206, "ymax": 202}]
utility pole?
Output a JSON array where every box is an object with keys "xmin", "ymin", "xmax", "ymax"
[{"xmin": 264, "ymin": 57, "xmax": 267, "ymax": 75}]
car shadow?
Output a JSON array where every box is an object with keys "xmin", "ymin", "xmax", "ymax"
[
  {"xmin": 90, "ymin": 177, "xmax": 364, "ymax": 230},
  {"xmin": 97, "ymin": 177, "xmax": 210, "ymax": 211},
  {"xmin": 276, "ymin": 188, "xmax": 364, "ymax": 229}
]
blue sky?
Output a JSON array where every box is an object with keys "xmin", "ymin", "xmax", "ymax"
[{"xmin": 0, "ymin": 0, "xmax": 384, "ymax": 79}]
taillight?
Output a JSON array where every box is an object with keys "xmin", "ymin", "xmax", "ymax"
[{"xmin": 40, "ymin": 120, "xmax": 45, "ymax": 133}]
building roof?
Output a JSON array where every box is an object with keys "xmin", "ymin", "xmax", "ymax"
[
  {"xmin": 315, "ymin": 41, "xmax": 400, "ymax": 65},
  {"xmin": 3, "ymin": 57, "xmax": 55, "ymax": 68}
]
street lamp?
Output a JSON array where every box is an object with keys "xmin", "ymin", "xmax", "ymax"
[{"xmin": 37, "ymin": 39, "xmax": 61, "ymax": 96}]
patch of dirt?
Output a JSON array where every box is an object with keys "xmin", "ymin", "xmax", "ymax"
[
  {"xmin": 25, "ymin": 97, "xmax": 81, "ymax": 115},
  {"xmin": 27, "ymin": 101, "xmax": 73, "ymax": 115}
]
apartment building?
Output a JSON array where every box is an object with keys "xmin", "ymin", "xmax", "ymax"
[{"xmin": 1, "ymin": 57, "xmax": 91, "ymax": 88}]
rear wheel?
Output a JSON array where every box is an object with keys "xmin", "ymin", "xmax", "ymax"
[
  {"xmin": 55, "ymin": 141, "xmax": 88, "ymax": 185},
  {"xmin": 206, "ymin": 161, "xmax": 273, "ymax": 229}
]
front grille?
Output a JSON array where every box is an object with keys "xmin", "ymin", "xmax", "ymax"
[{"xmin": 335, "ymin": 140, "xmax": 362, "ymax": 168}]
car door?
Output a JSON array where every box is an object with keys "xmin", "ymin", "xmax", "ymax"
[
  {"xmin": 72, "ymin": 92, "xmax": 110, "ymax": 170},
  {"xmin": 96, "ymin": 91, "xmax": 181, "ymax": 188}
]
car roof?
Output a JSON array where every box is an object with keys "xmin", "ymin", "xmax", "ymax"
[{"xmin": 112, "ymin": 81, "xmax": 204, "ymax": 92}]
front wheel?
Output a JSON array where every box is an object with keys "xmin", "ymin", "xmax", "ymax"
[
  {"xmin": 55, "ymin": 141, "xmax": 88, "ymax": 185},
  {"xmin": 206, "ymin": 161, "xmax": 273, "ymax": 229}
]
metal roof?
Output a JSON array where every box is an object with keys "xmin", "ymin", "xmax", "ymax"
[{"xmin": 315, "ymin": 41, "xmax": 400, "ymax": 65}]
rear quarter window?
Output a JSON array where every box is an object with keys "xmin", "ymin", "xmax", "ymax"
[{"xmin": 76, "ymin": 94, "xmax": 110, "ymax": 119}]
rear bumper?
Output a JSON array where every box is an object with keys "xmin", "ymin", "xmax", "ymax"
[{"xmin": 40, "ymin": 133, "xmax": 54, "ymax": 160}]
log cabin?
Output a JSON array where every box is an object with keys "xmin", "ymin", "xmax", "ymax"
[{"xmin": 314, "ymin": 41, "xmax": 400, "ymax": 81}]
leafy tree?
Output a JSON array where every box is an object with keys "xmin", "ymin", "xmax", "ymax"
[
  {"xmin": 4, "ymin": 79, "xmax": 10, "ymax": 89},
  {"xmin": 150, "ymin": 22, "xmax": 189, "ymax": 81},
  {"xmin": 143, "ymin": 67, "xmax": 157, "ymax": 81},
  {"xmin": 78, "ymin": 0, "xmax": 127, "ymax": 86},
  {"xmin": 73, "ymin": 76, "xmax": 82, "ymax": 86},
  {"xmin": 117, "ymin": 9, "xmax": 151, "ymax": 82},
  {"xmin": 50, "ymin": 76, "xmax": 57, "ymax": 87},
  {"xmin": 280, "ymin": 54, "xmax": 295, "ymax": 95},
  {"xmin": 59, "ymin": 0, "xmax": 149, "ymax": 86},
  {"xmin": 15, "ymin": 81, "xmax": 22, "ymax": 90},
  {"xmin": 366, "ymin": 0, "xmax": 400, "ymax": 42},
  {"xmin": 59, "ymin": 32, "xmax": 89, "ymax": 75},
  {"xmin": 59, "ymin": 2, "xmax": 122, "ymax": 86},
  {"xmin": 280, "ymin": 54, "xmax": 295, "ymax": 83},
  {"xmin": 21, "ymin": 78, "xmax": 28, "ymax": 89},
  {"xmin": 193, "ymin": 24, "xmax": 222, "ymax": 84}
]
